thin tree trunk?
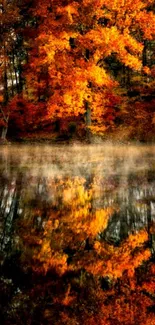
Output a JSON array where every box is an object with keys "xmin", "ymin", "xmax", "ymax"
[
  {"xmin": 1, "ymin": 125, "xmax": 8, "ymax": 141},
  {"xmin": 18, "ymin": 58, "xmax": 23, "ymax": 93},
  {"xmin": 3, "ymin": 45, "xmax": 9, "ymax": 104},
  {"xmin": 10, "ymin": 63, "xmax": 14, "ymax": 96},
  {"xmin": 142, "ymin": 40, "xmax": 147, "ymax": 67},
  {"xmin": 12, "ymin": 49, "xmax": 19, "ymax": 93},
  {"xmin": 85, "ymin": 101, "xmax": 91, "ymax": 142}
]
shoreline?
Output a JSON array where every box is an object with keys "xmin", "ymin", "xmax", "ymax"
[{"xmin": 0, "ymin": 137, "xmax": 155, "ymax": 146}]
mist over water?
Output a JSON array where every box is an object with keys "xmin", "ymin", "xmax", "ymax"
[
  {"xmin": 1, "ymin": 143, "xmax": 155, "ymax": 176},
  {"xmin": 0, "ymin": 143, "xmax": 155, "ymax": 246}
]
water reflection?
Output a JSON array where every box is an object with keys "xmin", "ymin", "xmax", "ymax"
[{"xmin": 0, "ymin": 144, "xmax": 155, "ymax": 324}]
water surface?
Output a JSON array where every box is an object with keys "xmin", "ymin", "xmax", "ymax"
[{"xmin": 0, "ymin": 144, "xmax": 155, "ymax": 324}]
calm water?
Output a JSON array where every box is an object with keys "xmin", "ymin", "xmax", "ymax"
[{"xmin": 0, "ymin": 144, "xmax": 155, "ymax": 325}]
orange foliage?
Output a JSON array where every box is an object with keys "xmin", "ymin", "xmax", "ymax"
[
  {"xmin": 24, "ymin": 0, "xmax": 155, "ymax": 134},
  {"xmin": 16, "ymin": 175, "xmax": 152, "ymax": 282},
  {"xmin": 81, "ymin": 230, "xmax": 151, "ymax": 279},
  {"xmin": 12, "ymin": 173, "xmax": 154, "ymax": 325}
]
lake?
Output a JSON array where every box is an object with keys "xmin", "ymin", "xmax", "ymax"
[{"xmin": 0, "ymin": 144, "xmax": 155, "ymax": 325}]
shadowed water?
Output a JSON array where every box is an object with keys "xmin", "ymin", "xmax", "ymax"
[{"xmin": 0, "ymin": 144, "xmax": 155, "ymax": 324}]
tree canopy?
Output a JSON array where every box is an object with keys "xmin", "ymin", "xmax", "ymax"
[{"xmin": 0, "ymin": 0, "xmax": 155, "ymax": 140}]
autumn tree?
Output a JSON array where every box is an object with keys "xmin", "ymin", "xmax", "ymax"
[
  {"xmin": 22, "ymin": 0, "xmax": 154, "ymax": 138},
  {"xmin": 0, "ymin": 0, "xmax": 31, "ymax": 139},
  {"xmin": 0, "ymin": 0, "xmax": 40, "ymax": 140},
  {"xmin": 0, "ymin": 0, "xmax": 20, "ymax": 139},
  {"xmin": 1, "ymin": 0, "xmax": 155, "ymax": 139}
]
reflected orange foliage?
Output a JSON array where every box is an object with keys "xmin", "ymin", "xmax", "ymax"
[
  {"xmin": 12, "ymin": 173, "xmax": 154, "ymax": 325},
  {"xmin": 17, "ymin": 176, "xmax": 151, "ymax": 282},
  {"xmin": 80, "ymin": 230, "xmax": 151, "ymax": 279}
]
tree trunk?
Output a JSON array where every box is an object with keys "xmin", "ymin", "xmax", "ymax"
[
  {"xmin": 3, "ymin": 48, "xmax": 9, "ymax": 104},
  {"xmin": 85, "ymin": 101, "xmax": 92, "ymax": 142},
  {"xmin": 18, "ymin": 58, "xmax": 23, "ymax": 93},
  {"xmin": 142, "ymin": 40, "xmax": 147, "ymax": 67},
  {"xmin": 1, "ymin": 125, "xmax": 8, "ymax": 141},
  {"xmin": 12, "ymin": 49, "xmax": 19, "ymax": 93},
  {"xmin": 10, "ymin": 64, "xmax": 14, "ymax": 96},
  {"xmin": 17, "ymin": 34, "xmax": 24, "ymax": 93}
]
